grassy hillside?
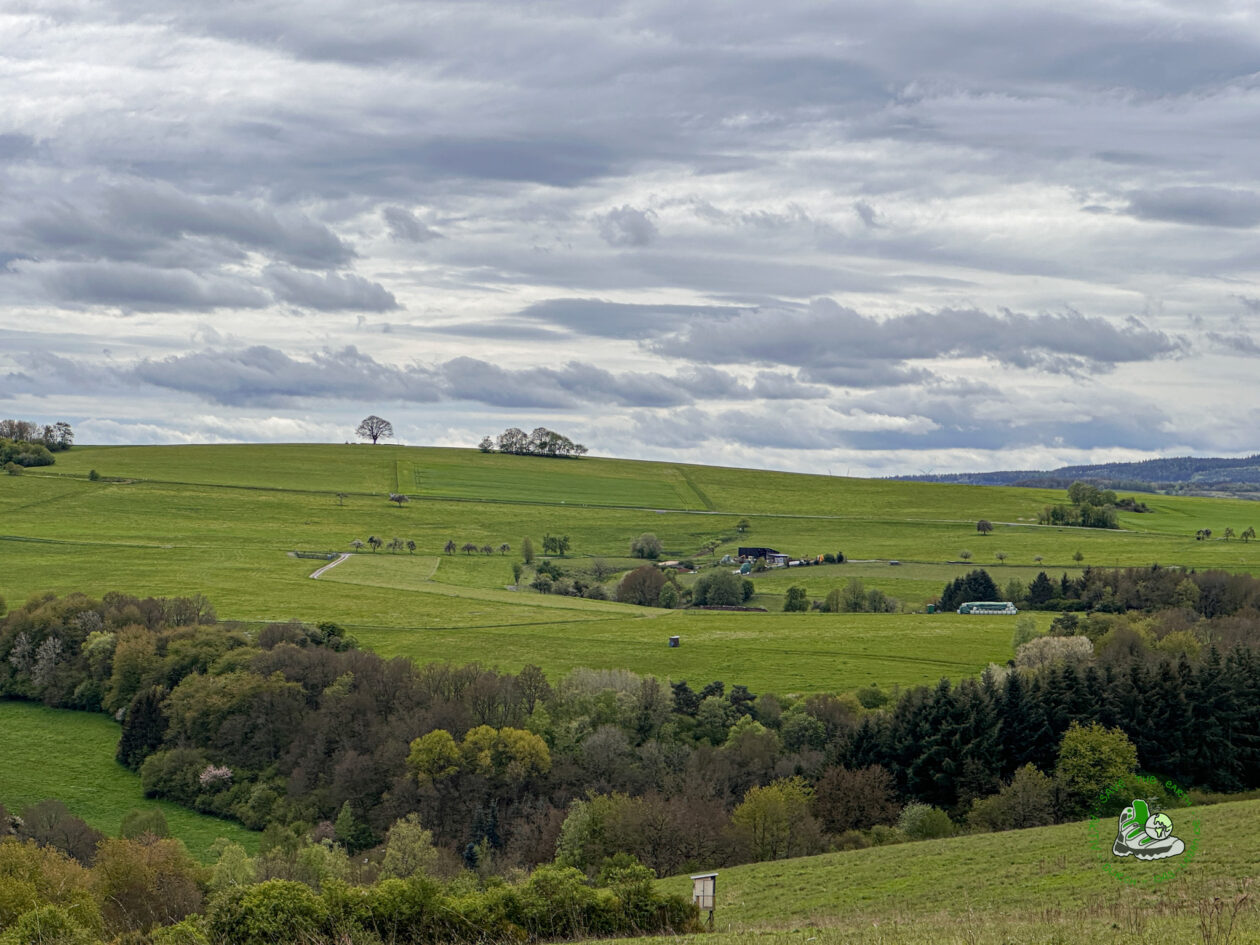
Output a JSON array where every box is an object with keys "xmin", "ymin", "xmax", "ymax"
[
  {"xmin": 3, "ymin": 444, "xmax": 1260, "ymax": 694},
  {"xmin": 619, "ymin": 800, "xmax": 1260, "ymax": 945},
  {"xmin": 0, "ymin": 701, "xmax": 258, "ymax": 861}
]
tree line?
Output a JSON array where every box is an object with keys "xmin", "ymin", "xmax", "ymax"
[
  {"xmin": 0, "ymin": 810, "xmax": 696, "ymax": 945},
  {"xmin": 3, "ymin": 590, "xmax": 1259, "ymax": 890},
  {"xmin": 0, "ymin": 418, "xmax": 74, "ymax": 472},
  {"xmin": 478, "ymin": 427, "xmax": 588, "ymax": 458},
  {"xmin": 944, "ymin": 564, "xmax": 1260, "ymax": 617}
]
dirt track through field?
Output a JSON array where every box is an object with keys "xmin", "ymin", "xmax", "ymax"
[{"xmin": 309, "ymin": 553, "xmax": 351, "ymax": 579}]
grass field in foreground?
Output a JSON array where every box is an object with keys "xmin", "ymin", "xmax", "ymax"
[
  {"xmin": 605, "ymin": 799, "xmax": 1260, "ymax": 945},
  {"xmin": 658, "ymin": 799, "xmax": 1260, "ymax": 925},
  {"xmin": 0, "ymin": 701, "xmax": 259, "ymax": 861}
]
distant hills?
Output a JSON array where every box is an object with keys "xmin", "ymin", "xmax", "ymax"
[{"xmin": 895, "ymin": 454, "xmax": 1260, "ymax": 499}]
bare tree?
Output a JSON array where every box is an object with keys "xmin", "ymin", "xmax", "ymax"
[
  {"xmin": 444, "ymin": 539, "xmax": 457, "ymax": 554},
  {"xmin": 350, "ymin": 539, "xmax": 365, "ymax": 552},
  {"xmin": 388, "ymin": 537, "xmax": 405, "ymax": 553},
  {"xmin": 335, "ymin": 492, "xmax": 348, "ymax": 506},
  {"xmin": 389, "ymin": 493, "xmax": 409, "ymax": 507},
  {"xmin": 481, "ymin": 545, "xmax": 494, "ymax": 555},
  {"xmin": 498, "ymin": 543, "xmax": 511, "ymax": 555},
  {"xmin": 356, "ymin": 415, "xmax": 394, "ymax": 444},
  {"xmin": 959, "ymin": 550, "xmax": 972, "ymax": 562},
  {"xmin": 461, "ymin": 542, "xmax": 478, "ymax": 555},
  {"xmin": 995, "ymin": 551, "xmax": 1008, "ymax": 565}
]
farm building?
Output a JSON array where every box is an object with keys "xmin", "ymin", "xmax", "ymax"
[
  {"xmin": 738, "ymin": 547, "xmax": 790, "ymax": 567},
  {"xmin": 738, "ymin": 547, "xmax": 780, "ymax": 560},
  {"xmin": 956, "ymin": 601, "xmax": 1018, "ymax": 615}
]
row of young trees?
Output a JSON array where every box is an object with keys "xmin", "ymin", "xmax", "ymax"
[{"xmin": 478, "ymin": 428, "xmax": 587, "ymax": 458}]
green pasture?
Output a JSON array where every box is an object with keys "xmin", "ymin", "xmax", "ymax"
[
  {"xmin": 4, "ymin": 444, "xmax": 1260, "ymax": 694},
  {"xmin": 349, "ymin": 611, "xmax": 1023, "ymax": 695},
  {"xmin": 0, "ymin": 701, "xmax": 258, "ymax": 861},
  {"xmin": 402, "ymin": 452, "xmax": 709, "ymax": 510},
  {"xmin": 637, "ymin": 799, "xmax": 1260, "ymax": 945}
]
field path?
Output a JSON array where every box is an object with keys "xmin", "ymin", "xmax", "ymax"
[{"xmin": 309, "ymin": 553, "xmax": 351, "ymax": 579}]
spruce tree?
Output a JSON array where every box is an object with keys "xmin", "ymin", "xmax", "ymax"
[{"xmin": 116, "ymin": 686, "xmax": 168, "ymax": 770}]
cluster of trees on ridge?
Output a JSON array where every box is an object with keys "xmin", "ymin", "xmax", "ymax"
[
  {"xmin": 0, "ymin": 418, "xmax": 74, "ymax": 473},
  {"xmin": 1034, "ymin": 480, "xmax": 1151, "ymax": 529},
  {"xmin": 478, "ymin": 427, "xmax": 587, "ymax": 458}
]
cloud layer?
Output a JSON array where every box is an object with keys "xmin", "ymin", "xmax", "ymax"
[{"xmin": 2, "ymin": 1, "xmax": 1259, "ymax": 474}]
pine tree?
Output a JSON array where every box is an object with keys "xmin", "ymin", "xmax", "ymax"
[{"xmin": 116, "ymin": 686, "xmax": 169, "ymax": 769}]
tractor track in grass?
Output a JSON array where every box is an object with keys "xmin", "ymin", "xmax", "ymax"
[{"xmin": 308, "ymin": 553, "xmax": 351, "ymax": 579}]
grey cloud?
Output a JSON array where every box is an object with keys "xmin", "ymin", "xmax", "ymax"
[
  {"xmin": 440, "ymin": 358, "xmax": 747, "ymax": 409},
  {"xmin": 383, "ymin": 207, "xmax": 443, "ymax": 243},
  {"xmin": 264, "ymin": 266, "xmax": 400, "ymax": 312},
  {"xmin": 1124, "ymin": 187, "xmax": 1260, "ymax": 229},
  {"xmin": 1206, "ymin": 332, "xmax": 1260, "ymax": 356},
  {"xmin": 596, "ymin": 206, "xmax": 659, "ymax": 247},
  {"xmin": 750, "ymin": 372, "xmax": 830, "ymax": 400},
  {"xmin": 853, "ymin": 200, "xmax": 879, "ymax": 227},
  {"xmin": 650, "ymin": 300, "xmax": 1184, "ymax": 383},
  {"xmin": 514, "ymin": 298, "xmax": 748, "ymax": 340},
  {"xmin": 19, "ymin": 182, "xmax": 353, "ymax": 269},
  {"xmin": 26, "ymin": 346, "xmax": 754, "ymax": 411},
  {"xmin": 42, "ymin": 262, "xmax": 269, "ymax": 312},
  {"xmin": 0, "ymin": 133, "xmax": 36, "ymax": 161},
  {"xmin": 128, "ymin": 346, "xmax": 441, "ymax": 407}
]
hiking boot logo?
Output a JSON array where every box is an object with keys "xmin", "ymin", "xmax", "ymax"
[{"xmin": 1113, "ymin": 800, "xmax": 1185, "ymax": 860}]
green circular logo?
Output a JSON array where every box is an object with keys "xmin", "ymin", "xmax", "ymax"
[{"xmin": 1085, "ymin": 774, "xmax": 1200, "ymax": 886}]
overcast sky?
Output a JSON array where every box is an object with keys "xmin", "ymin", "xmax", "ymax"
[{"xmin": 3, "ymin": 1, "xmax": 1259, "ymax": 476}]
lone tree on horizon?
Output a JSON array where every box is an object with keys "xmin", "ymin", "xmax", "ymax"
[{"xmin": 356, "ymin": 415, "xmax": 394, "ymax": 444}]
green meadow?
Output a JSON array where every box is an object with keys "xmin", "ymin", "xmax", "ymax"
[
  {"xmin": 5, "ymin": 443, "xmax": 1260, "ymax": 695},
  {"xmin": 0, "ymin": 701, "xmax": 258, "ymax": 861},
  {"xmin": 4, "ymin": 444, "xmax": 1260, "ymax": 939},
  {"xmin": 627, "ymin": 799, "xmax": 1260, "ymax": 945}
]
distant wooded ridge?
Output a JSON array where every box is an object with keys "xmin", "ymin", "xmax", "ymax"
[{"xmin": 893, "ymin": 453, "xmax": 1260, "ymax": 494}]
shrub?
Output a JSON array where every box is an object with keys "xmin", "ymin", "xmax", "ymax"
[
  {"xmin": 692, "ymin": 571, "xmax": 742, "ymax": 607},
  {"xmin": 629, "ymin": 533, "xmax": 663, "ymax": 559},
  {"xmin": 741, "ymin": 579, "xmax": 755, "ymax": 602},
  {"xmin": 119, "ymin": 808, "xmax": 170, "ymax": 839},
  {"xmin": 1015, "ymin": 635, "xmax": 1093, "ymax": 669},
  {"xmin": 855, "ymin": 683, "xmax": 889, "ymax": 709},
  {"xmin": 813, "ymin": 765, "xmax": 900, "ymax": 833},
  {"xmin": 207, "ymin": 880, "xmax": 331, "ymax": 945},
  {"xmin": 896, "ymin": 803, "xmax": 955, "ymax": 840},
  {"xmin": 88, "ymin": 470, "xmax": 100, "ymax": 482},
  {"xmin": 93, "ymin": 836, "xmax": 204, "ymax": 934},
  {"xmin": 658, "ymin": 584, "xmax": 679, "ymax": 609},
  {"xmin": 615, "ymin": 566, "xmax": 666, "ymax": 607},
  {"xmin": 0, "ymin": 904, "xmax": 97, "ymax": 945},
  {"xmin": 140, "ymin": 749, "xmax": 210, "ymax": 806},
  {"xmin": 967, "ymin": 765, "xmax": 1056, "ymax": 832},
  {"xmin": 783, "ymin": 586, "xmax": 809, "ymax": 612}
]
